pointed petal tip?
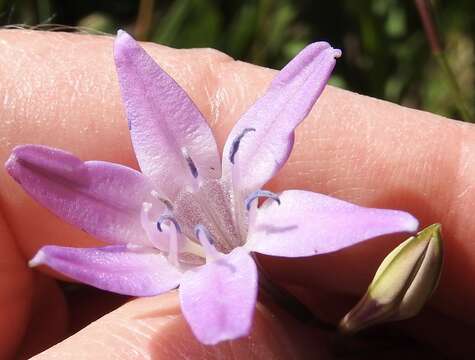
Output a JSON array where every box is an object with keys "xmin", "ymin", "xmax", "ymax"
[
  {"xmin": 304, "ymin": 41, "xmax": 341, "ymax": 59},
  {"xmin": 28, "ymin": 249, "xmax": 46, "ymax": 268},
  {"xmin": 5, "ymin": 145, "xmax": 42, "ymax": 179},
  {"xmin": 5, "ymin": 144, "xmax": 36, "ymax": 172},
  {"xmin": 404, "ymin": 213, "xmax": 420, "ymax": 233},
  {"xmin": 5, "ymin": 144, "xmax": 26, "ymax": 167},
  {"xmin": 4, "ymin": 144, "xmax": 86, "ymax": 184},
  {"xmin": 114, "ymin": 29, "xmax": 139, "ymax": 61},
  {"xmin": 4, "ymin": 152, "xmax": 17, "ymax": 176},
  {"xmin": 115, "ymin": 29, "xmax": 132, "ymax": 41}
]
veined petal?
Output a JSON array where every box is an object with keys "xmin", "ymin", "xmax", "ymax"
[
  {"xmin": 247, "ymin": 190, "xmax": 419, "ymax": 257},
  {"xmin": 114, "ymin": 30, "xmax": 221, "ymax": 199},
  {"xmin": 179, "ymin": 247, "xmax": 257, "ymax": 345},
  {"xmin": 222, "ymin": 43, "xmax": 341, "ymax": 196},
  {"xmin": 5, "ymin": 145, "xmax": 159, "ymax": 246},
  {"xmin": 29, "ymin": 245, "xmax": 182, "ymax": 296}
]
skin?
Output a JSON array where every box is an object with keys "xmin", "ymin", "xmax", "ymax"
[{"xmin": 0, "ymin": 30, "xmax": 474, "ymax": 359}]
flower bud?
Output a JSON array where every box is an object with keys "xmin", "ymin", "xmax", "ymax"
[{"xmin": 339, "ymin": 223, "xmax": 443, "ymax": 334}]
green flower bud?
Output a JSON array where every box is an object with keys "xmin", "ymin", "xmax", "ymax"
[{"xmin": 339, "ymin": 223, "xmax": 443, "ymax": 334}]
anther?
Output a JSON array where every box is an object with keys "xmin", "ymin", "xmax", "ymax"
[
  {"xmin": 157, "ymin": 214, "xmax": 181, "ymax": 233},
  {"xmin": 194, "ymin": 224, "xmax": 219, "ymax": 260},
  {"xmin": 182, "ymin": 148, "xmax": 198, "ymax": 178},
  {"xmin": 245, "ymin": 190, "xmax": 281, "ymax": 211},
  {"xmin": 194, "ymin": 224, "xmax": 215, "ymax": 245},
  {"xmin": 151, "ymin": 190, "xmax": 173, "ymax": 211},
  {"xmin": 229, "ymin": 127, "xmax": 256, "ymax": 164}
]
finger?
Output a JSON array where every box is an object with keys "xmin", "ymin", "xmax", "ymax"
[
  {"xmin": 65, "ymin": 286, "xmax": 130, "ymax": 334},
  {"xmin": 1, "ymin": 29, "xmax": 474, "ymax": 327},
  {"xmin": 286, "ymin": 284, "xmax": 475, "ymax": 359},
  {"xmin": 16, "ymin": 275, "xmax": 68, "ymax": 358},
  {"xmin": 0, "ymin": 30, "xmax": 235, "ymax": 355},
  {"xmin": 258, "ymin": 90, "xmax": 475, "ymax": 324},
  {"xmin": 31, "ymin": 292, "xmax": 327, "ymax": 360},
  {"xmin": 0, "ymin": 212, "xmax": 33, "ymax": 359}
]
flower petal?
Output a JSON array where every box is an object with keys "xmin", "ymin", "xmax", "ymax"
[
  {"xmin": 29, "ymin": 245, "xmax": 181, "ymax": 296},
  {"xmin": 179, "ymin": 247, "xmax": 257, "ymax": 345},
  {"xmin": 247, "ymin": 190, "xmax": 419, "ymax": 257},
  {"xmin": 114, "ymin": 30, "xmax": 221, "ymax": 199},
  {"xmin": 5, "ymin": 145, "xmax": 160, "ymax": 246},
  {"xmin": 222, "ymin": 43, "xmax": 341, "ymax": 196}
]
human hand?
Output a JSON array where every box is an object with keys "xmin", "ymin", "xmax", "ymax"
[{"xmin": 1, "ymin": 30, "xmax": 474, "ymax": 359}]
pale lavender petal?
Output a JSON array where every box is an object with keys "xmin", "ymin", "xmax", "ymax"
[
  {"xmin": 29, "ymin": 245, "xmax": 181, "ymax": 296},
  {"xmin": 247, "ymin": 190, "xmax": 419, "ymax": 257},
  {"xmin": 114, "ymin": 30, "xmax": 221, "ymax": 199},
  {"xmin": 179, "ymin": 247, "xmax": 257, "ymax": 345},
  {"xmin": 5, "ymin": 145, "xmax": 161, "ymax": 246},
  {"xmin": 222, "ymin": 43, "xmax": 341, "ymax": 196}
]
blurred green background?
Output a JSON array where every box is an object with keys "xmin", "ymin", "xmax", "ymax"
[{"xmin": 1, "ymin": 0, "xmax": 473, "ymax": 121}]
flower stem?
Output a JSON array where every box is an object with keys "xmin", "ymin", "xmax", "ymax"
[
  {"xmin": 414, "ymin": 0, "xmax": 472, "ymax": 122},
  {"xmin": 135, "ymin": 0, "xmax": 155, "ymax": 40}
]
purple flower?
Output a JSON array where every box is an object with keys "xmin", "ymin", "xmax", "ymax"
[{"xmin": 5, "ymin": 31, "xmax": 418, "ymax": 345}]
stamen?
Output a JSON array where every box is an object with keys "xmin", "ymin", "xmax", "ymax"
[
  {"xmin": 194, "ymin": 224, "xmax": 220, "ymax": 260},
  {"xmin": 151, "ymin": 190, "xmax": 173, "ymax": 211},
  {"xmin": 194, "ymin": 224, "xmax": 215, "ymax": 244},
  {"xmin": 182, "ymin": 148, "xmax": 198, "ymax": 178},
  {"xmin": 228, "ymin": 127, "xmax": 256, "ymax": 164},
  {"xmin": 157, "ymin": 214, "xmax": 181, "ymax": 233},
  {"xmin": 141, "ymin": 202, "xmax": 168, "ymax": 250},
  {"xmin": 156, "ymin": 214, "xmax": 182, "ymax": 267},
  {"xmin": 245, "ymin": 190, "xmax": 281, "ymax": 211}
]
